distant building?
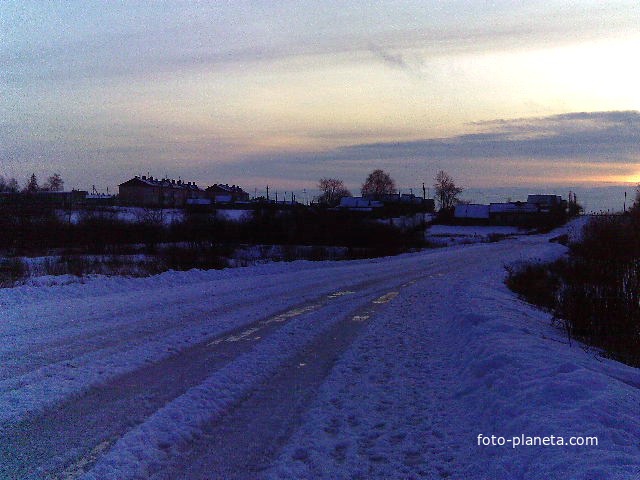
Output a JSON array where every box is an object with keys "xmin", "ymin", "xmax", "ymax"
[
  {"xmin": 489, "ymin": 201, "xmax": 539, "ymax": 224},
  {"xmin": 527, "ymin": 194, "xmax": 562, "ymax": 206},
  {"xmin": 0, "ymin": 190, "xmax": 88, "ymax": 207},
  {"xmin": 118, "ymin": 176, "xmax": 206, "ymax": 207},
  {"xmin": 84, "ymin": 193, "xmax": 115, "ymax": 206},
  {"xmin": 454, "ymin": 204, "xmax": 490, "ymax": 220},
  {"xmin": 205, "ymin": 184, "xmax": 250, "ymax": 203},
  {"xmin": 453, "ymin": 195, "xmax": 568, "ymax": 226},
  {"xmin": 361, "ymin": 193, "xmax": 435, "ymax": 212},
  {"xmin": 527, "ymin": 194, "xmax": 567, "ymax": 213},
  {"xmin": 338, "ymin": 196, "xmax": 384, "ymax": 211},
  {"xmin": 489, "ymin": 201, "xmax": 538, "ymax": 214}
]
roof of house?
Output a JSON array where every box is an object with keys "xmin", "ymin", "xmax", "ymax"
[
  {"xmin": 205, "ymin": 184, "xmax": 248, "ymax": 194},
  {"xmin": 361, "ymin": 193, "xmax": 432, "ymax": 205},
  {"xmin": 527, "ymin": 194, "xmax": 563, "ymax": 205},
  {"xmin": 119, "ymin": 176, "xmax": 202, "ymax": 191},
  {"xmin": 339, "ymin": 196, "xmax": 384, "ymax": 208},
  {"xmin": 489, "ymin": 202, "xmax": 539, "ymax": 214}
]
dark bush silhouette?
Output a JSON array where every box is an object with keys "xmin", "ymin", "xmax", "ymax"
[
  {"xmin": 506, "ymin": 215, "xmax": 640, "ymax": 366},
  {"xmin": 0, "ymin": 204, "xmax": 426, "ymax": 284}
]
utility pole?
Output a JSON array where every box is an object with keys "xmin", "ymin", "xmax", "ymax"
[
  {"xmin": 266, "ymin": 185, "xmax": 270, "ymax": 201},
  {"xmin": 422, "ymin": 182, "xmax": 426, "ymax": 199}
]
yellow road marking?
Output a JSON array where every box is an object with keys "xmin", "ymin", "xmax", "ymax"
[
  {"xmin": 224, "ymin": 327, "xmax": 260, "ymax": 343},
  {"xmin": 327, "ymin": 290, "xmax": 355, "ymax": 299},
  {"xmin": 373, "ymin": 292, "xmax": 399, "ymax": 304},
  {"xmin": 263, "ymin": 304, "xmax": 324, "ymax": 325},
  {"xmin": 208, "ymin": 283, "xmax": 408, "ymax": 346},
  {"xmin": 208, "ymin": 302, "xmax": 325, "ymax": 346}
]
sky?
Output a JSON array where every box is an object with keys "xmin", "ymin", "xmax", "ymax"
[{"xmin": 1, "ymin": 1, "xmax": 639, "ymax": 195}]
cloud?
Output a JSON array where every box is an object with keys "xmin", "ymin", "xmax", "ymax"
[
  {"xmin": 241, "ymin": 111, "xmax": 640, "ymax": 167},
  {"xmin": 2, "ymin": 2, "xmax": 637, "ymax": 84},
  {"xmin": 215, "ymin": 111, "xmax": 640, "ymax": 188},
  {"xmin": 368, "ymin": 44, "xmax": 412, "ymax": 71}
]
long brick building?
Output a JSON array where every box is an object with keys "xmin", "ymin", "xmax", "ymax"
[{"xmin": 118, "ymin": 176, "xmax": 207, "ymax": 207}]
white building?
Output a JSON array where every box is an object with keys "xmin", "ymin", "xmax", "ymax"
[{"xmin": 454, "ymin": 204, "xmax": 490, "ymax": 219}]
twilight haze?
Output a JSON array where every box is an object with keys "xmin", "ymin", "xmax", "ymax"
[{"xmin": 2, "ymin": 1, "xmax": 639, "ymax": 194}]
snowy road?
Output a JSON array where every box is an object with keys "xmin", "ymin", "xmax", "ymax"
[{"xmin": 1, "ymin": 228, "xmax": 639, "ymax": 479}]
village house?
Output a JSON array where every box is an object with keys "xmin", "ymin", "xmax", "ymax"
[
  {"xmin": 488, "ymin": 201, "xmax": 540, "ymax": 224},
  {"xmin": 118, "ymin": 176, "xmax": 207, "ymax": 208},
  {"xmin": 0, "ymin": 189, "xmax": 89, "ymax": 208},
  {"xmin": 453, "ymin": 203, "xmax": 490, "ymax": 220},
  {"xmin": 337, "ymin": 194, "xmax": 434, "ymax": 214},
  {"xmin": 205, "ymin": 184, "xmax": 250, "ymax": 203},
  {"xmin": 337, "ymin": 196, "xmax": 384, "ymax": 212},
  {"xmin": 358, "ymin": 193, "xmax": 435, "ymax": 213},
  {"xmin": 454, "ymin": 194, "xmax": 568, "ymax": 226}
]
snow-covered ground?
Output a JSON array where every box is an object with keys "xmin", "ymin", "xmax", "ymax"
[
  {"xmin": 55, "ymin": 207, "xmax": 252, "ymax": 225},
  {"xmin": 1, "ymin": 220, "xmax": 638, "ymax": 479},
  {"xmin": 426, "ymin": 224, "xmax": 530, "ymax": 246}
]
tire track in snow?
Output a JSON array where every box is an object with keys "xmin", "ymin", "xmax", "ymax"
[
  {"xmin": 0, "ymin": 276, "xmax": 342, "ymax": 382},
  {"xmin": 0, "ymin": 289, "xmax": 356, "ymax": 480},
  {"xmin": 0, "ymin": 270, "xmax": 435, "ymax": 480},
  {"xmin": 1, "ymin": 246, "xmax": 482, "ymax": 479},
  {"xmin": 0, "ymin": 269, "xmax": 419, "ymax": 428},
  {"xmin": 92, "ymin": 284, "xmax": 414, "ymax": 480}
]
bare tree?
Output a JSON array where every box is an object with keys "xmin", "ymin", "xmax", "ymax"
[
  {"xmin": 634, "ymin": 184, "xmax": 640, "ymax": 208},
  {"xmin": 43, "ymin": 173, "xmax": 64, "ymax": 192},
  {"xmin": 361, "ymin": 169, "xmax": 396, "ymax": 197},
  {"xmin": 630, "ymin": 184, "xmax": 640, "ymax": 216},
  {"xmin": 6, "ymin": 177, "xmax": 19, "ymax": 193},
  {"xmin": 0, "ymin": 176, "xmax": 19, "ymax": 193},
  {"xmin": 317, "ymin": 178, "xmax": 351, "ymax": 206},
  {"xmin": 433, "ymin": 170, "xmax": 462, "ymax": 211}
]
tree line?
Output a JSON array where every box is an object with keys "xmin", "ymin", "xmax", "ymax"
[
  {"xmin": 4, "ymin": 168, "xmax": 463, "ymax": 211},
  {"xmin": 316, "ymin": 168, "xmax": 462, "ymax": 211},
  {"xmin": 0, "ymin": 173, "xmax": 64, "ymax": 193}
]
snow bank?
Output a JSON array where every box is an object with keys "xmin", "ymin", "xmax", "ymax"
[
  {"xmin": 428, "ymin": 225, "xmax": 525, "ymax": 236},
  {"xmin": 426, "ymin": 224, "xmax": 528, "ymax": 246},
  {"xmin": 216, "ymin": 209, "xmax": 253, "ymax": 222},
  {"xmin": 263, "ymin": 237, "xmax": 640, "ymax": 479}
]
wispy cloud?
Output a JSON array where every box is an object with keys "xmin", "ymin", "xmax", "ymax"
[
  {"xmin": 218, "ymin": 111, "xmax": 640, "ymax": 187},
  {"xmin": 241, "ymin": 111, "xmax": 640, "ymax": 165},
  {"xmin": 3, "ymin": 3, "xmax": 638, "ymax": 190},
  {"xmin": 2, "ymin": 2, "xmax": 637, "ymax": 84},
  {"xmin": 368, "ymin": 44, "xmax": 411, "ymax": 70}
]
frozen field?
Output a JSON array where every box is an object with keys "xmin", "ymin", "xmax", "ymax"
[{"xmin": 0, "ymin": 220, "xmax": 638, "ymax": 479}]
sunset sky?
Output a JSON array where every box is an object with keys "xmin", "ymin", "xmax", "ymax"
[{"xmin": 2, "ymin": 1, "xmax": 639, "ymax": 194}]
